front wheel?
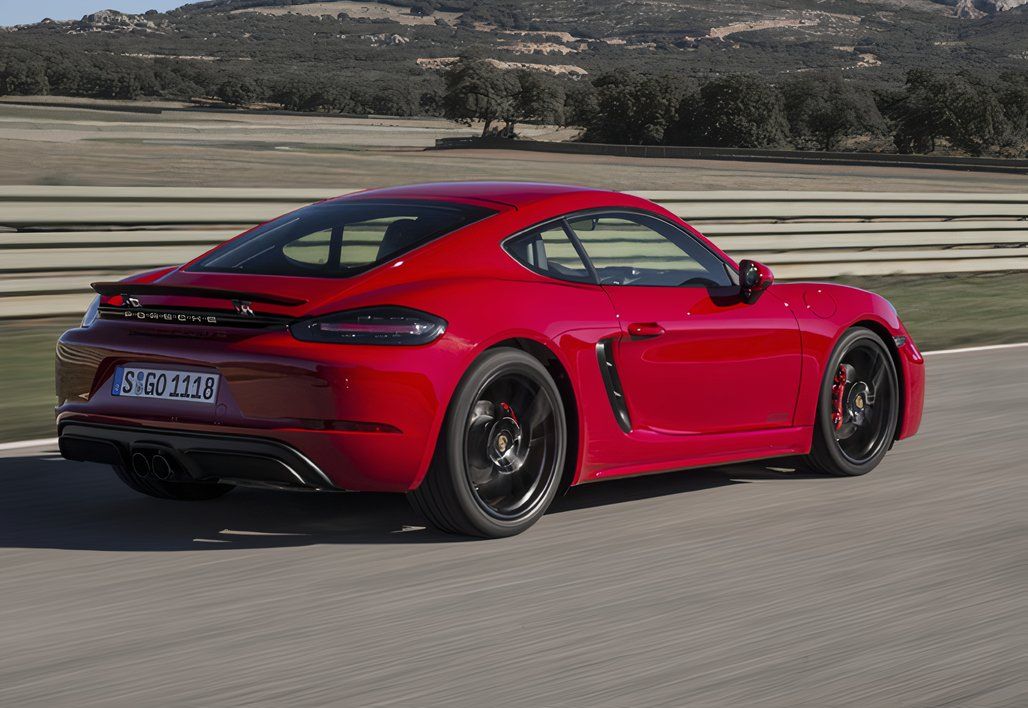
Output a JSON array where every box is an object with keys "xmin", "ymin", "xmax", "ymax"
[
  {"xmin": 803, "ymin": 327, "xmax": 900, "ymax": 476},
  {"xmin": 408, "ymin": 348, "xmax": 567, "ymax": 538}
]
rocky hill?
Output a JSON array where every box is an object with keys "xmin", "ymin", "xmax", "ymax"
[{"xmin": 1, "ymin": 1, "xmax": 1025, "ymax": 103}]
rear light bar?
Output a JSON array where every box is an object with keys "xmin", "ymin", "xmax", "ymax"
[{"xmin": 289, "ymin": 307, "xmax": 446, "ymax": 345}]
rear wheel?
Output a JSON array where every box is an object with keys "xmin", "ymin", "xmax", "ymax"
[
  {"xmin": 112, "ymin": 464, "xmax": 234, "ymax": 501},
  {"xmin": 408, "ymin": 348, "xmax": 567, "ymax": 538},
  {"xmin": 804, "ymin": 327, "xmax": 900, "ymax": 476}
]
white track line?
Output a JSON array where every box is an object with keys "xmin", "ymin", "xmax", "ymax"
[
  {"xmin": 921, "ymin": 342, "xmax": 1028, "ymax": 356},
  {"xmin": 0, "ymin": 437, "xmax": 59, "ymax": 452},
  {"xmin": 1, "ymin": 341, "xmax": 1025, "ymax": 452}
]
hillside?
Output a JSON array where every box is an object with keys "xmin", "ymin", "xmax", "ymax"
[{"xmin": 3, "ymin": 0, "xmax": 1026, "ymax": 83}]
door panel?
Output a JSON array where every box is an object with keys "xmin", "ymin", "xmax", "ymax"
[
  {"xmin": 607, "ymin": 286, "xmax": 802, "ymax": 435},
  {"xmin": 562, "ymin": 210, "xmax": 802, "ymax": 438}
]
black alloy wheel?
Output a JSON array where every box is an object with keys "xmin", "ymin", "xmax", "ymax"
[
  {"xmin": 408, "ymin": 348, "xmax": 567, "ymax": 537},
  {"xmin": 804, "ymin": 327, "xmax": 900, "ymax": 476}
]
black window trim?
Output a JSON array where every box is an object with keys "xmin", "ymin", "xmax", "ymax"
[{"xmin": 501, "ymin": 207, "xmax": 736, "ymax": 288}]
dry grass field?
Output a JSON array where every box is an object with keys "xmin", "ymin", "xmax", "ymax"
[
  {"xmin": 230, "ymin": 0, "xmax": 463, "ymax": 25},
  {"xmin": 2, "ymin": 99, "xmax": 1025, "ymax": 192}
]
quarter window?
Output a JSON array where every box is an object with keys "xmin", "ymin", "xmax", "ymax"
[
  {"xmin": 506, "ymin": 222, "xmax": 593, "ymax": 283},
  {"xmin": 566, "ymin": 213, "xmax": 731, "ymax": 288}
]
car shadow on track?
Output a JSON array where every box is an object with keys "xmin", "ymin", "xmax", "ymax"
[{"xmin": 0, "ymin": 449, "xmax": 822, "ymax": 552}]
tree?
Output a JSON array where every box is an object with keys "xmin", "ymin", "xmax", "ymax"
[
  {"xmin": 216, "ymin": 75, "xmax": 261, "ymax": 106},
  {"xmin": 688, "ymin": 74, "xmax": 789, "ymax": 149},
  {"xmin": 941, "ymin": 75, "xmax": 1011, "ymax": 156},
  {"xmin": 269, "ymin": 76, "xmax": 352, "ymax": 113},
  {"xmin": 891, "ymin": 69, "xmax": 948, "ymax": 153},
  {"xmin": 584, "ymin": 71, "xmax": 688, "ymax": 145},
  {"xmin": 782, "ymin": 74, "xmax": 886, "ymax": 151},
  {"xmin": 67, "ymin": 56, "xmax": 156, "ymax": 100},
  {"xmin": 441, "ymin": 57, "xmax": 517, "ymax": 136},
  {"xmin": 360, "ymin": 80, "xmax": 421, "ymax": 116},
  {"xmin": 562, "ymin": 80, "xmax": 597, "ymax": 128},
  {"xmin": 498, "ymin": 70, "xmax": 565, "ymax": 136},
  {"xmin": 891, "ymin": 69, "xmax": 1012, "ymax": 155},
  {"xmin": 0, "ymin": 52, "xmax": 49, "ymax": 96},
  {"xmin": 996, "ymin": 72, "xmax": 1028, "ymax": 156}
]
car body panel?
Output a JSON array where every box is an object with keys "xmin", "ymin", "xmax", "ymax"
[
  {"xmin": 604, "ymin": 286, "xmax": 803, "ymax": 435},
  {"xmin": 56, "ymin": 182, "xmax": 924, "ymax": 493}
]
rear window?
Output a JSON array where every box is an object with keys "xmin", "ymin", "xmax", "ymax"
[{"xmin": 190, "ymin": 200, "xmax": 495, "ymax": 277}]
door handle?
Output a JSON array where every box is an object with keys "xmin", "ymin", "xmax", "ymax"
[{"xmin": 627, "ymin": 322, "xmax": 665, "ymax": 339}]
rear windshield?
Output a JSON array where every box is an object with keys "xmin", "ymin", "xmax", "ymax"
[{"xmin": 190, "ymin": 200, "xmax": 496, "ymax": 277}]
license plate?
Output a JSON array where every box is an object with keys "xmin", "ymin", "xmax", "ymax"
[{"xmin": 111, "ymin": 366, "xmax": 220, "ymax": 404}]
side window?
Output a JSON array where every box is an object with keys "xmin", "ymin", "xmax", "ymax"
[
  {"xmin": 567, "ymin": 213, "xmax": 732, "ymax": 287},
  {"xmin": 282, "ymin": 229, "xmax": 333, "ymax": 267},
  {"xmin": 340, "ymin": 217, "xmax": 406, "ymax": 266},
  {"xmin": 278, "ymin": 217, "xmax": 434, "ymax": 271},
  {"xmin": 506, "ymin": 222, "xmax": 593, "ymax": 283}
]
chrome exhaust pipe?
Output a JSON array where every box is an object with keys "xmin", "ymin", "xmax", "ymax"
[
  {"xmin": 131, "ymin": 452, "xmax": 151, "ymax": 477},
  {"xmin": 151, "ymin": 454, "xmax": 172, "ymax": 480}
]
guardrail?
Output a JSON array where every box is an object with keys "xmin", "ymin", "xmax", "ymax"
[
  {"xmin": 1, "ymin": 187, "xmax": 1025, "ymax": 319},
  {"xmin": 434, "ymin": 137, "xmax": 1028, "ymax": 174}
]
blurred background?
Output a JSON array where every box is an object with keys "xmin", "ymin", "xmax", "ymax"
[{"xmin": 0, "ymin": 3, "xmax": 1025, "ymax": 705}]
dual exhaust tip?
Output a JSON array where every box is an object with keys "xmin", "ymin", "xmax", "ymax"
[{"xmin": 131, "ymin": 451, "xmax": 174, "ymax": 480}]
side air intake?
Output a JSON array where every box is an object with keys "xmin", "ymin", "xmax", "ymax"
[{"xmin": 596, "ymin": 338, "xmax": 632, "ymax": 433}]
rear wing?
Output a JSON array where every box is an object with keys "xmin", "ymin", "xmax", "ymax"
[
  {"xmin": 90, "ymin": 282, "xmax": 307, "ymax": 307},
  {"xmin": 91, "ymin": 282, "xmax": 305, "ymax": 328}
]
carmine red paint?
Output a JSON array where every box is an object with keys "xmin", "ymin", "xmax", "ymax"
[{"xmin": 56, "ymin": 183, "xmax": 924, "ymax": 492}]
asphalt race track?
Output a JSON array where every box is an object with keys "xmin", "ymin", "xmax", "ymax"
[{"xmin": 0, "ymin": 347, "xmax": 1024, "ymax": 706}]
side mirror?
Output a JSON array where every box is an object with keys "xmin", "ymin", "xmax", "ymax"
[{"xmin": 739, "ymin": 260, "xmax": 774, "ymax": 304}]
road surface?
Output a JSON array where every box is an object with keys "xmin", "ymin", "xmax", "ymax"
[{"xmin": 0, "ymin": 347, "xmax": 1024, "ymax": 706}]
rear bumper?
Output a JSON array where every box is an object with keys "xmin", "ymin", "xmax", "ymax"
[
  {"xmin": 54, "ymin": 321, "xmax": 468, "ymax": 492},
  {"xmin": 59, "ymin": 421, "xmax": 338, "ymax": 491}
]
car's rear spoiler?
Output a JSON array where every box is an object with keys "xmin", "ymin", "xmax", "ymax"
[{"xmin": 90, "ymin": 282, "xmax": 308, "ymax": 307}]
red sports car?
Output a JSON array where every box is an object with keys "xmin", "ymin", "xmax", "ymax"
[{"xmin": 57, "ymin": 182, "xmax": 925, "ymax": 537}]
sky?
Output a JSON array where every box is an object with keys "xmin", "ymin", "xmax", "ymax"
[{"xmin": 0, "ymin": 1, "xmax": 185, "ymax": 27}]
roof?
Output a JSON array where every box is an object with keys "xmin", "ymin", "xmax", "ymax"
[{"xmin": 330, "ymin": 181, "xmax": 608, "ymax": 209}]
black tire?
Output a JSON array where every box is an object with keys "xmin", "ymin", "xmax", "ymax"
[
  {"xmin": 803, "ymin": 327, "xmax": 900, "ymax": 476},
  {"xmin": 112, "ymin": 464, "xmax": 234, "ymax": 501},
  {"xmin": 408, "ymin": 348, "xmax": 567, "ymax": 538}
]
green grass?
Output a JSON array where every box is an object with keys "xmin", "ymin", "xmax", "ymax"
[
  {"xmin": 824, "ymin": 272, "xmax": 1028, "ymax": 352},
  {"xmin": 0, "ymin": 318, "xmax": 76, "ymax": 444},
  {"xmin": 1, "ymin": 272, "xmax": 1025, "ymax": 443}
]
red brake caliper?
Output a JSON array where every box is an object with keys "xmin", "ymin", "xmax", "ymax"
[
  {"xmin": 499, "ymin": 402, "xmax": 517, "ymax": 424},
  {"xmin": 831, "ymin": 365, "xmax": 847, "ymax": 430}
]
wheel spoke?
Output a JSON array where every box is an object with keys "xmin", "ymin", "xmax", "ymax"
[
  {"xmin": 462, "ymin": 369, "xmax": 561, "ymax": 520},
  {"xmin": 523, "ymin": 389, "xmax": 553, "ymax": 429},
  {"xmin": 870, "ymin": 363, "xmax": 886, "ymax": 400}
]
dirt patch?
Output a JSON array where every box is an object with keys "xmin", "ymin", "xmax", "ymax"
[
  {"xmin": 417, "ymin": 57, "xmax": 588, "ymax": 76},
  {"xmin": 708, "ymin": 18, "xmax": 819, "ymax": 40},
  {"xmin": 499, "ymin": 30, "xmax": 582, "ymax": 43},
  {"xmin": 121, "ymin": 53, "xmax": 219, "ymax": 61},
  {"xmin": 505, "ymin": 42, "xmax": 580, "ymax": 56},
  {"xmin": 232, "ymin": 1, "xmax": 461, "ymax": 26}
]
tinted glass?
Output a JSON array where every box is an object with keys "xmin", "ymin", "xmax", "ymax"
[
  {"xmin": 506, "ymin": 222, "xmax": 592, "ymax": 283},
  {"xmin": 192, "ymin": 201, "xmax": 495, "ymax": 277},
  {"xmin": 567, "ymin": 213, "xmax": 731, "ymax": 287}
]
